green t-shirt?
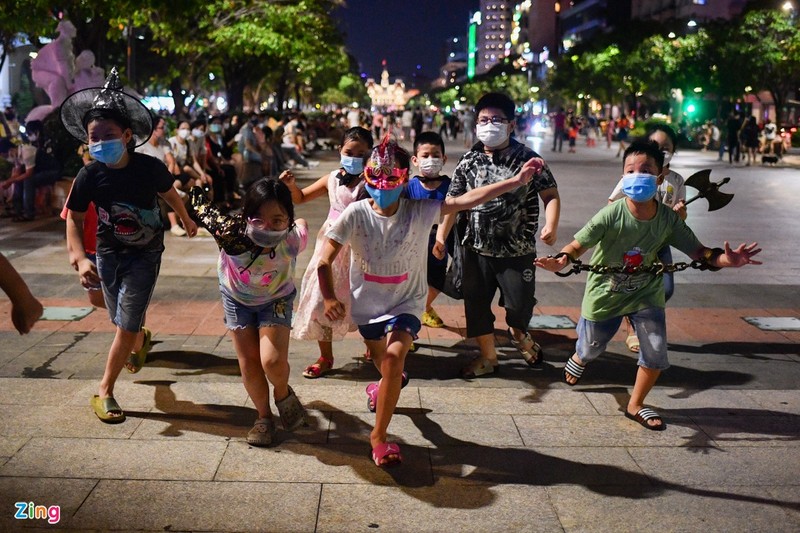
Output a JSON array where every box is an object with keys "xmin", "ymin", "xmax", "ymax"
[{"xmin": 575, "ymin": 199, "xmax": 702, "ymax": 321}]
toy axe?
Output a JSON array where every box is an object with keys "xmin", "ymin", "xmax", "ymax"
[{"xmin": 684, "ymin": 169, "xmax": 734, "ymax": 211}]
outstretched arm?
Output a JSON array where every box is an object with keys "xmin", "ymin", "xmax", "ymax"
[
  {"xmin": 439, "ymin": 157, "xmax": 544, "ymax": 216},
  {"xmin": 0, "ymin": 254, "xmax": 43, "ymax": 334},
  {"xmin": 280, "ymin": 170, "xmax": 328, "ymax": 205},
  {"xmin": 534, "ymin": 239, "xmax": 589, "ymax": 272},
  {"xmin": 539, "ymin": 187, "xmax": 560, "ymax": 246},
  {"xmin": 691, "ymin": 241, "xmax": 761, "ymax": 268},
  {"xmin": 433, "ymin": 213, "xmax": 457, "ymax": 260},
  {"xmin": 317, "ymin": 238, "xmax": 345, "ymax": 321},
  {"xmin": 160, "ymin": 188, "xmax": 198, "ymax": 237}
]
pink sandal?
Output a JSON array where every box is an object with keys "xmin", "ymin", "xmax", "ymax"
[
  {"xmin": 371, "ymin": 442, "xmax": 402, "ymax": 467},
  {"xmin": 365, "ymin": 372, "xmax": 409, "ymax": 413}
]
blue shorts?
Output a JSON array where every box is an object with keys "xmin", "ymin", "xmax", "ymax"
[
  {"xmin": 97, "ymin": 251, "xmax": 161, "ymax": 332},
  {"xmin": 221, "ymin": 289, "xmax": 295, "ymax": 330},
  {"xmin": 575, "ymin": 306, "xmax": 669, "ymax": 370},
  {"xmin": 358, "ymin": 314, "xmax": 421, "ymax": 341}
]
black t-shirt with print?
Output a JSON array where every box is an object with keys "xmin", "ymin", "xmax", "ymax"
[{"xmin": 66, "ymin": 152, "xmax": 174, "ymax": 254}]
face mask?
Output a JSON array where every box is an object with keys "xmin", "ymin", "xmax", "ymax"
[
  {"xmin": 178, "ymin": 129, "xmax": 190, "ymax": 139},
  {"xmin": 621, "ymin": 173, "xmax": 658, "ymax": 203},
  {"xmin": 365, "ymin": 184, "xmax": 403, "ymax": 210},
  {"xmin": 476, "ymin": 123, "xmax": 510, "ymax": 148},
  {"xmin": 89, "ymin": 138, "xmax": 126, "ymax": 165},
  {"xmin": 418, "ymin": 157, "xmax": 444, "ymax": 178},
  {"xmin": 662, "ymin": 151, "xmax": 673, "ymax": 166},
  {"xmin": 340, "ymin": 155, "xmax": 364, "ymax": 175},
  {"xmin": 209, "ymin": 124, "xmax": 222, "ymax": 133},
  {"xmin": 191, "ymin": 128, "xmax": 204, "ymax": 138},
  {"xmin": 245, "ymin": 224, "xmax": 289, "ymax": 248}
]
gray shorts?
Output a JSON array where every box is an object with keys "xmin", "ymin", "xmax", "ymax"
[
  {"xmin": 97, "ymin": 251, "xmax": 161, "ymax": 332},
  {"xmin": 575, "ymin": 306, "xmax": 669, "ymax": 370}
]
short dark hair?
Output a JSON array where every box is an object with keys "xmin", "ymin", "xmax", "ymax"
[
  {"xmin": 81, "ymin": 109, "xmax": 131, "ymax": 132},
  {"xmin": 475, "ymin": 92, "xmax": 515, "ymax": 121},
  {"xmin": 342, "ymin": 126, "xmax": 373, "ymax": 149},
  {"xmin": 413, "ymin": 131, "xmax": 445, "ymax": 155},
  {"xmin": 647, "ymin": 123, "xmax": 678, "ymax": 151},
  {"xmin": 623, "ymin": 139, "xmax": 665, "ymax": 172},
  {"xmin": 242, "ymin": 178, "xmax": 295, "ymax": 227}
]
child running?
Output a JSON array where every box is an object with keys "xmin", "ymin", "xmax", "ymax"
[
  {"xmin": 280, "ymin": 126, "xmax": 374, "ymax": 379},
  {"xmin": 61, "ymin": 68, "xmax": 198, "ymax": 423},
  {"xmin": 189, "ymin": 178, "xmax": 308, "ymax": 446},
  {"xmin": 535, "ymin": 139, "xmax": 760, "ymax": 431},
  {"xmin": 318, "ymin": 137, "xmax": 544, "ymax": 466},
  {"xmin": 405, "ymin": 131, "xmax": 451, "ymax": 328}
]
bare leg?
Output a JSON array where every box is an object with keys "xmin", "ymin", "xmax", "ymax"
[
  {"xmin": 476, "ymin": 333, "xmax": 498, "ymax": 365},
  {"xmin": 365, "ymin": 330, "xmax": 412, "ymax": 464},
  {"xmin": 98, "ymin": 327, "xmax": 139, "ymax": 400},
  {"xmin": 425, "ymin": 286, "xmax": 440, "ymax": 311},
  {"xmin": 230, "ymin": 327, "xmax": 272, "ymax": 419},
  {"xmin": 627, "ymin": 366, "xmax": 663, "ymax": 428},
  {"xmin": 259, "ymin": 325, "xmax": 291, "ymax": 403}
]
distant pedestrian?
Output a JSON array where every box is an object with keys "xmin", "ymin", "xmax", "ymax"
[
  {"xmin": 615, "ymin": 113, "xmax": 630, "ymax": 157},
  {"xmin": 552, "ymin": 107, "xmax": 565, "ymax": 152}
]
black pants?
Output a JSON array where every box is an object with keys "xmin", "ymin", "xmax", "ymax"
[{"xmin": 462, "ymin": 248, "xmax": 537, "ymax": 338}]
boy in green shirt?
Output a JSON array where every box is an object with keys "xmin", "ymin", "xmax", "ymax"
[{"xmin": 535, "ymin": 140, "xmax": 761, "ymax": 430}]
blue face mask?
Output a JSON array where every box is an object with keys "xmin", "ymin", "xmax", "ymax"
[
  {"xmin": 89, "ymin": 138, "xmax": 126, "ymax": 165},
  {"xmin": 365, "ymin": 184, "xmax": 403, "ymax": 210},
  {"xmin": 621, "ymin": 173, "xmax": 658, "ymax": 202},
  {"xmin": 340, "ymin": 155, "xmax": 364, "ymax": 175}
]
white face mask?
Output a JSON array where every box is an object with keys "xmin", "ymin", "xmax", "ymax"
[
  {"xmin": 178, "ymin": 129, "xmax": 190, "ymax": 139},
  {"xmin": 418, "ymin": 157, "xmax": 444, "ymax": 178},
  {"xmin": 476, "ymin": 123, "xmax": 510, "ymax": 148},
  {"xmin": 246, "ymin": 224, "xmax": 289, "ymax": 248},
  {"xmin": 191, "ymin": 128, "xmax": 205, "ymax": 138},
  {"xmin": 662, "ymin": 150, "xmax": 673, "ymax": 166}
]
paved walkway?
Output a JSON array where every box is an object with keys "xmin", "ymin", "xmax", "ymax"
[{"xmin": 1, "ymin": 137, "xmax": 798, "ymax": 531}]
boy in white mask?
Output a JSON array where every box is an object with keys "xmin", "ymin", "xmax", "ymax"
[
  {"xmin": 407, "ymin": 131, "xmax": 449, "ymax": 328},
  {"xmin": 437, "ymin": 92, "xmax": 560, "ymax": 378},
  {"xmin": 608, "ymin": 124, "xmax": 686, "ymax": 352}
]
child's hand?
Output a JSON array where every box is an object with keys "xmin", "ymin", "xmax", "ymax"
[
  {"xmin": 719, "ymin": 241, "xmax": 762, "ymax": 268},
  {"xmin": 76, "ymin": 258, "xmax": 102, "ymax": 290},
  {"xmin": 323, "ymin": 297, "xmax": 346, "ymax": 321},
  {"xmin": 432, "ymin": 240, "xmax": 447, "ymax": 260},
  {"xmin": 279, "ymin": 170, "xmax": 295, "ymax": 187},
  {"xmin": 182, "ymin": 218, "xmax": 198, "ymax": 238},
  {"xmin": 534, "ymin": 254, "xmax": 569, "ymax": 272},
  {"xmin": 540, "ymin": 225, "xmax": 557, "ymax": 246},
  {"xmin": 11, "ymin": 292, "xmax": 43, "ymax": 335},
  {"xmin": 516, "ymin": 157, "xmax": 544, "ymax": 185}
]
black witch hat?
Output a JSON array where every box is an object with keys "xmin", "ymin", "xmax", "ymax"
[{"xmin": 60, "ymin": 67, "xmax": 153, "ymax": 147}]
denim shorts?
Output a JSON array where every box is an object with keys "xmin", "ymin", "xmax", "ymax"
[
  {"xmin": 575, "ymin": 306, "xmax": 669, "ymax": 370},
  {"xmin": 220, "ymin": 289, "xmax": 295, "ymax": 330},
  {"xmin": 96, "ymin": 251, "xmax": 161, "ymax": 332},
  {"xmin": 358, "ymin": 314, "xmax": 421, "ymax": 341}
]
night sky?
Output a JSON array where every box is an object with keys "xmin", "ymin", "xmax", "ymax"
[{"xmin": 335, "ymin": 0, "xmax": 479, "ymax": 83}]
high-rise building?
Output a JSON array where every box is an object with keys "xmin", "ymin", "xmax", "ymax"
[
  {"xmin": 559, "ymin": 0, "xmax": 631, "ymax": 52},
  {"xmin": 631, "ymin": 0, "xmax": 747, "ymax": 22},
  {"xmin": 476, "ymin": 1, "xmax": 513, "ymax": 75}
]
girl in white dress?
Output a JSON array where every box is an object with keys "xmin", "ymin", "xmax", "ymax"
[{"xmin": 280, "ymin": 127, "xmax": 374, "ymax": 378}]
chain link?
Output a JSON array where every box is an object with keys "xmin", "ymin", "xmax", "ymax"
[{"xmin": 549, "ymin": 252, "xmax": 710, "ymax": 278}]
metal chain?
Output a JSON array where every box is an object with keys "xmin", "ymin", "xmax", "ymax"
[{"xmin": 549, "ymin": 252, "xmax": 710, "ymax": 278}]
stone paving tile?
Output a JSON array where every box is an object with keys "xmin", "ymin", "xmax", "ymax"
[
  {"xmin": 430, "ymin": 446, "xmax": 651, "ymax": 487},
  {"xmin": 68, "ymin": 479, "xmax": 320, "ymax": 532},
  {"xmin": 687, "ymin": 416, "xmax": 800, "ymax": 448},
  {"xmin": 0, "ymin": 377, "xmax": 90, "ymax": 406},
  {"xmin": 0, "ymin": 436, "xmax": 28, "ymax": 458},
  {"xmin": 317, "ymin": 481, "xmax": 562, "ymax": 532},
  {"xmin": 215, "ymin": 441, "xmax": 433, "ymax": 486},
  {"xmin": 0, "ymin": 405, "xmax": 146, "ymax": 439},
  {"xmin": 547, "ymin": 484, "xmax": 800, "ymax": 533},
  {"xmin": 418, "ymin": 387, "xmax": 596, "ymax": 415},
  {"xmin": 627, "ymin": 446, "xmax": 800, "ymax": 486},
  {"xmin": 583, "ymin": 387, "xmax": 767, "ymax": 417},
  {"xmin": 743, "ymin": 389, "xmax": 800, "ymax": 415},
  {"xmin": 1, "ymin": 438, "xmax": 226, "ymax": 480},
  {"xmin": 0, "ymin": 477, "xmax": 98, "ymax": 531},
  {"xmin": 327, "ymin": 410, "xmax": 434, "ymax": 446},
  {"xmin": 514, "ymin": 414, "xmax": 703, "ymax": 448}
]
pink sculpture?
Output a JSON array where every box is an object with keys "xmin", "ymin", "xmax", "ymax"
[{"xmin": 26, "ymin": 20, "xmax": 105, "ymax": 123}]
